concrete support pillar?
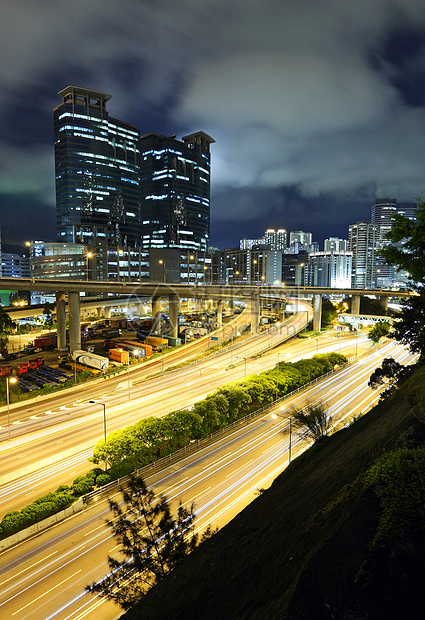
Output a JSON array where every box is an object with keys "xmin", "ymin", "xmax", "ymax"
[
  {"xmin": 152, "ymin": 295, "xmax": 161, "ymax": 333},
  {"xmin": 169, "ymin": 294, "xmax": 179, "ymax": 338},
  {"xmin": 251, "ymin": 293, "xmax": 260, "ymax": 335},
  {"xmin": 137, "ymin": 303, "xmax": 144, "ymax": 316},
  {"xmin": 68, "ymin": 292, "xmax": 81, "ymax": 353},
  {"xmin": 97, "ymin": 306, "xmax": 103, "ymax": 318},
  {"xmin": 351, "ymin": 295, "xmax": 361, "ymax": 315},
  {"xmin": 217, "ymin": 300, "xmax": 223, "ymax": 328},
  {"xmin": 313, "ymin": 294, "xmax": 322, "ymax": 333},
  {"xmin": 379, "ymin": 296, "xmax": 388, "ymax": 312},
  {"xmin": 55, "ymin": 292, "xmax": 66, "ymax": 351}
]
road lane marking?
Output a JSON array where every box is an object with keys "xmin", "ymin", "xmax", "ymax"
[
  {"xmin": 225, "ymin": 459, "xmax": 253, "ymax": 478},
  {"xmin": 12, "ymin": 569, "xmax": 82, "ymax": 615},
  {"xmin": 0, "ymin": 551, "xmax": 58, "ymax": 587},
  {"xmin": 185, "ymin": 487, "xmax": 211, "ymax": 505}
]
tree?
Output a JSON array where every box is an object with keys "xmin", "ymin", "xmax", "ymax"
[
  {"xmin": 321, "ymin": 298, "xmax": 337, "ymax": 327},
  {"xmin": 379, "ymin": 199, "xmax": 425, "ymax": 357},
  {"xmin": 380, "ymin": 199, "xmax": 425, "ymax": 286},
  {"xmin": 292, "ymin": 401, "xmax": 332, "ymax": 442},
  {"xmin": 0, "ymin": 306, "xmax": 16, "ymax": 350},
  {"xmin": 368, "ymin": 321, "xmax": 390, "ymax": 344},
  {"xmin": 368, "ymin": 357, "xmax": 411, "ymax": 401},
  {"xmin": 43, "ymin": 301, "xmax": 56, "ymax": 329},
  {"xmin": 86, "ymin": 474, "xmax": 216, "ymax": 610}
]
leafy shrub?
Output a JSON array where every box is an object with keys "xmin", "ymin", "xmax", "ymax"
[
  {"xmin": 96, "ymin": 473, "xmax": 111, "ymax": 487},
  {"xmin": 71, "ymin": 474, "xmax": 96, "ymax": 495}
]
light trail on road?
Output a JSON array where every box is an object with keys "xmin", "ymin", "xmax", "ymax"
[{"xmin": 0, "ymin": 340, "xmax": 417, "ymax": 620}]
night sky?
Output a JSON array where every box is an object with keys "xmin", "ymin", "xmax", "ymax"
[{"xmin": 1, "ymin": 0, "xmax": 425, "ymax": 253}]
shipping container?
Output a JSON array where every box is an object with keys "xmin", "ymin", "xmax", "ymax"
[
  {"xmin": 108, "ymin": 348, "xmax": 130, "ymax": 364},
  {"xmin": 164, "ymin": 335, "xmax": 182, "ymax": 347},
  {"xmin": 143, "ymin": 336, "xmax": 169, "ymax": 352}
]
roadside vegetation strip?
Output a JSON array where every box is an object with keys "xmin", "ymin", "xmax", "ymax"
[{"xmin": 0, "ymin": 352, "xmax": 347, "ymax": 543}]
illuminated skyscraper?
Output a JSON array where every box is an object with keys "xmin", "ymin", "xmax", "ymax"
[
  {"xmin": 372, "ymin": 198, "xmax": 417, "ymax": 287},
  {"xmin": 54, "ymin": 86, "xmax": 141, "ymax": 248},
  {"xmin": 139, "ymin": 132, "xmax": 214, "ymax": 251},
  {"xmin": 348, "ymin": 221, "xmax": 377, "ymax": 289},
  {"xmin": 264, "ymin": 229, "xmax": 287, "ymax": 251}
]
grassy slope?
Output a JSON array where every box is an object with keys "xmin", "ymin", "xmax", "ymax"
[{"xmin": 121, "ymin": 365, "xmax": 425, "ymax": 620}]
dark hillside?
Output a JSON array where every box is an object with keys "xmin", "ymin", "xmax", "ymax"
[{"xmin": 122, "ymin": 364, "xmax": 425, "ymax": 620}]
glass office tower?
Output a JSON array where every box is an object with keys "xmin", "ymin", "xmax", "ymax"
[
  {"xmin": 54, "ymin": 86, "xmax": 141, "ymax": 248},
  {"xmin": 139, "ymin": 131, "xmax": 215, "ymax": 252}
]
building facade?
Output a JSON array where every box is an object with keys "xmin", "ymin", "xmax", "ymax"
[
  {"xmin": 324, "ymin": 237, "xmax": 348, "ymax": 252},
  {"xmin": 348, "ymin": 221, "xmax": 377, "ymax": 289},
  {"xmin": 264, "ymin": 229, "xmax": 287, "ymax": 251},
  {"xmin": 54, "ymin": 86, "xmax": 141, "ymax": 249},
  {"xmin": 288, "ymin": 231, "xmax": 313, "ymax": 253},
  {"xmin": 306, "ymin": 250, "xmax": 352, "ymax": 288},
  {"xmin": 371, "ymin": 198, "xmax": 417, "ymax": 288},
  {"xmin": 1, "ymin": 253, "xmax": 30, "ymax": 278},
  {"xmin": 225, "ymin": 249, "xmax": 283, "ymax": 285},
  {"xmin": 139, "ymin": 132, "xmax": 214, "ymax": 252}
]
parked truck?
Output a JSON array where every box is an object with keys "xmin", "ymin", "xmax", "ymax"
[
  {"xmin": 119, "ymin": 340, "xmax": 153, "ymax": 357},
  {"xmin": 71, "ymin": 350, "xmax": 109, "ymax": 370},
  {"xmin": 102, "ymin": 338, "xmax": 153, "ymax": 358},
  {"xmin": 101, "ymin": 328, "xmax": 122, "ymax": 339},
  {"xmin": 34, "ymin": 333, "xmax": 57, "ymax": 350}
]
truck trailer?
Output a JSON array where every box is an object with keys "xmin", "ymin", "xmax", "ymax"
[{"xmin": 71, "ymin": 350, "xmax": 109, "ymax": 370}]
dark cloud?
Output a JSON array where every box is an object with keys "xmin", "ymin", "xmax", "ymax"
[{"xmin": 1, "ymin": 0, "xmax": 425, "ymax": 250}]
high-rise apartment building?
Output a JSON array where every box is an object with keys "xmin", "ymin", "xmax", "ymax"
[
  {"xmin": 348, "ymin": 221, "xmax": 377, "ymax": 289},
  {"xmin": 306, "ymin": 251, "xmax": 352, "ymax": 288},
  {"xmin": 264, "ymin": 229, "xmax": 287, "ymax": 251},
  {"xmin": 54, "ymin": 87, "xmax": 141, "ymax": 248},
  {"xmin": 324, "ymin": 237, "xmax": 348, "ymax": 252},
  {"xmin": 371, "ymin": 198, "xmax": 417, "ymax": 287},
  {"xmin": 289, "ymin": 231, "xmax": 313, "ymax": 253},
  {"xmin": 139, "ymin": 132, "xmax": 214, "ymax": 252}
]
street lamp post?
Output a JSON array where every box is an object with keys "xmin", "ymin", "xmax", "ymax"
[
  {"xmin": 236, "ymin": 356, "xmax": 247, "ymax": 377},
  {"xmin": 159, "ymin": 260, "xmax": 166, "ymax": 283},
  {"xmin": 276, "ymin": 352, "xmax": 281, "ymax": 400},
  {"xmin": 288, "ymin": 416, "xmax": 292, "ymax": 463},
  {"xmin": 6, "ymin": 376, "xmax": 17, "ymax": 441},
  {"xmin": 86, "ymin": 252, "xmax": 93, "ymax": 281}
]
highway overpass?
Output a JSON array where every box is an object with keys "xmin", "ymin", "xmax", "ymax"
[{"xmin": 0, "ymin": 277, "xmax": 411, "ymax": 353}]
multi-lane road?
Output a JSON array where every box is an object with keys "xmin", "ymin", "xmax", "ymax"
[
  {"xmin": 0, "ymin": 336, "xmax": 417, "ymax": 620},
  {"xmin": 0, "ymin": 301, "xmax": 418, "ymax": 620},
  {"xmin": 2, "ymin": 322, "xmax": 359, "ymax": 515}
]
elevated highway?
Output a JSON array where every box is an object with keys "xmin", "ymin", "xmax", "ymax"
[{"xmin": 0, "ymin": 277, "xmax": 411, "ymax": 353}]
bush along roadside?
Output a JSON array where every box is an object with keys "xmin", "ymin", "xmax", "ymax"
[
  {"xmin": 0, "ymin": 352, "xmax": 347, "ymax": 539},
  {"xmin": 0, "ymin": 468, "xmax": 106, "ymax": 538}
]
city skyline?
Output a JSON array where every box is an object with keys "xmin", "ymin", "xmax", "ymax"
[{"xmin": 2, "ymin": 1, "xmax": 425, "ymax": 252}]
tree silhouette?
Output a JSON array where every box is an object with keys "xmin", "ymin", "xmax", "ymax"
[
  {"xmin": 292, "ymin": 401, "xmax": 332, "ymax": 442},
  {"xmin": 86, "ymin": 474, "xmax": 216, "ymax": 610}
]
